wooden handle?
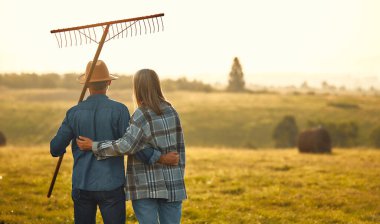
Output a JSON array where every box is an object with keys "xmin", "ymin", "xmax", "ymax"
[
  {"xmin": 47, "ymin": 25, "xmax": 110, "ymax": 198},
  {"xmin": 47, "ymin": 155, "xmax": 63, "ymax": 198}
]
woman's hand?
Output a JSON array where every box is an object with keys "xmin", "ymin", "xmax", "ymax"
[{"xmin": 76, "ymin": 136, "xmax": 93, "ymax": 151}]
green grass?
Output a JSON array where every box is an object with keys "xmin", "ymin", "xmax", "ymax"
[
  {"xmin": 1, "ymin": 89, "xmax": 380, "ymax": 148},
  {"xmin": 0, "ymin": 146, "xmax": 379, "ymax": 223}
]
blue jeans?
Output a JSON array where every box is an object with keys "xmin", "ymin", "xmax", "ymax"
[
  {"xmin": 71, "ymin": 186, "xmax": 126, "ymax": 224},
  {"xmin": 132, "ymin": 198, "xmax": 182, "ymax": 224}
]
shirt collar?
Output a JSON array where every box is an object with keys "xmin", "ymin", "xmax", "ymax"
[{"xmin": 86, "ymin": 94, "xmax": 109, "ymax": 100}]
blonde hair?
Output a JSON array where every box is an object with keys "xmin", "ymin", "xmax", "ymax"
[{"xmin": 133, "ymin": 69, "xmax": 166, "ymax": 115}]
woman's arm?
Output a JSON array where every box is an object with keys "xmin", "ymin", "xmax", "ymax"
[
  {"xmin": 76, "ymin": 109, "xmax": 180, "ymax": 165},
  {"xmin": 77, "ymin": 135, "xmax": 179, "ymax": 165},
  {"xmin": 77, "ymin": 117, "xmax": 147, "ymax": 156}
]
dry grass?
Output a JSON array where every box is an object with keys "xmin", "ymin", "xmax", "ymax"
[{"xmin": 0, "ymin": 146, "xmax": 379, "ymax": 223}]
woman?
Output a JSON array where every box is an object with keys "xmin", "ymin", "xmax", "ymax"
[{"xmin": 77, "ymin": 69, "xmax": 187, "ymax": 224}]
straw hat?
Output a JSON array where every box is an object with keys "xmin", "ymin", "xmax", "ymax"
[{"xmin": 78, "ymin": 60, "xmax": 118, "ymax": 84}]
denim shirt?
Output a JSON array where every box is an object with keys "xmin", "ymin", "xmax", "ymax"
[{"xmin": 50, "ymin": 94, "xmax": 160, "ymax": 191}]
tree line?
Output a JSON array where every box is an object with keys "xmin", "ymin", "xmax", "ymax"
[
  {"xmin": 0, "ymin": 57, "xmax": 246, "ymax": 92},
  {"xmin": 0, "ymin": 73, "xmax": 213, "ymax": 92}
]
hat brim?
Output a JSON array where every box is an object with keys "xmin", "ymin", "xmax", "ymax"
[{"xmin": 78, "ymin": 74, "xmax": 118, "ymax": 84}]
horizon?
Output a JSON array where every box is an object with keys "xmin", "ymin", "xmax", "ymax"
[{"xmin": 1, "ymin": 71, "xmax": 378, "ymax": 89}]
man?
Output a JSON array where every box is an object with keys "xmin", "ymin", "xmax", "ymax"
[{"xmin": 50, "ymin": 60, "xmax": 178, "ymax": 224}]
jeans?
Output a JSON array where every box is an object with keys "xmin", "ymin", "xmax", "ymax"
[
  {"xmin": 132, "ymin": 198, "xmax": 183, "ymax": 224},
  {"xmin": 71, "ymin": 186, "xmax": 126, "ymax": 224}
]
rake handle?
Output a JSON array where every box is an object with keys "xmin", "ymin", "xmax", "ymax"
[
  {"xmin": 47, "ymin": 25, "xmax": 110, "ymax": 198},
  {"xmin": 47, "ymin": 155, "xmax": 63, "ymax": 198}
]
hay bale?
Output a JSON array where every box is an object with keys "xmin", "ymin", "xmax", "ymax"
[
  {"xmin": 297, "ymin": 127, "xmax": 331, "ymax": 153},
  {"xmin": 0, "ymin": 131, "xmax": 6, "ymax": 147}
]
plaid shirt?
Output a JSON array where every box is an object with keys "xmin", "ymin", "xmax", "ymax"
[{"xmin": 93, "ymin": 102, "xmax": 187, "ymax": 202}]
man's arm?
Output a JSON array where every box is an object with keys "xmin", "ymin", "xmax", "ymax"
[{"xmin": 50, "ymin": 116, "xmax": 74, "ymax": 157}]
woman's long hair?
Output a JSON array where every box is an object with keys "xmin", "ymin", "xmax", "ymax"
[{"xmin": 133, "ymin": 69, "xmax": 166, "ymax": 115}]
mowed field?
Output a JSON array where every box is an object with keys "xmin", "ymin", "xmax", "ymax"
[
  {"xmin": 0, "ymin": 88, "xmax": 380, "ymax": 223},
  {"xmin": 0, "ymin": 146, "xmax": 379, "ymax": 224}
]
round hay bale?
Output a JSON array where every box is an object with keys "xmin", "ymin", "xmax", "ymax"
[
  {"xmin": 0, "ymin": 131, "xmax": 6, "ymax": 147},
  {"xmin": 297, "ymin": 127, "xmax": 331, "ymax": 153}
]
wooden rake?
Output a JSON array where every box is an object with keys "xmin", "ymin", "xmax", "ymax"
[{"xmin": 47, "ymin": 13, "xmax": 165, "ymax": 198}]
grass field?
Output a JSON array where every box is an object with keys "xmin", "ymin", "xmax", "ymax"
[
  {"xmin": 0, "ymin": 89, "xmax": 380, "ymax": 223},
  {"xmin": 0, "ymin": 146, "xmax": 379, "ymax": 224},
  {"xmin": 1, "ymin": 88, "xmax": 380, "ymax": 148}
]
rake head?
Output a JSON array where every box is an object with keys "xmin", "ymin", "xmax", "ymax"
[{"xmin": 50, "ymin": 13, "xmax": 164, "ymax": 48}]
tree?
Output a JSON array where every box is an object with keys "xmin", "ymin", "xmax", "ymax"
[
  {"xmin": 300, "ymin": 81, "xmax": 309, "ymax": 89},
  {"xmin": 273, "ymin": 115, "xmax": 299, "ymax": 148},
  {"xmin": 370, "ymin": 126, "xmax": 380, "ymax": 148},
  {"xmin": 307, "ymin": 120, "xmax": 359, "ymax": 147},
  {"xmin": 227, "ymin": 57, "xmax": 245, "ymax": 92},
  {"xmin": 0, "ymin": 131, "xmax": 6, "ymax": 146}
]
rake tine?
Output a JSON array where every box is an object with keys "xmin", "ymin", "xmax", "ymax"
[
  {"xmin": 120, "ymin": 23, "xmax": 124, "ymax": 38},
  {"xmin": 128, "ymin": 22, "xmax": 133, "ymax": 37},
  {"xmin": 59, "ymin": 33, "xmax": 63, "ymax": 48},
  {"xmin": 119, "ymin": 23, "xmax": 123, "ymax": 38},
  {"xmin": 125, "ymin": 23, "xmax": 129, "ymax": 38},
  {"xmin": 93, "ymin": 27, "xmax": 97, "ymax": 43},
  {"xmin": 130, "ymin": 22, "xmax": 133, "ymax": 37},
  {"xmin": 128, "ymin": 22, "xmax": 132, "ymax": 37},
  {"xmin": 120, "ymin": 23, "xmax": 125, "ymax": 38},
  {"xmin": 54, "ymin": 33, "xmax": 61, "ymax": 48},
  {"xmin": 123, "ymin": 23, "xmax": 126, "ymax": 38},
  {"xmin": 160, "ymin": 16, "xmax": 164, "ymax": 31},
  {"xmin": 73, "ymin": 30, "xmax": 78, "ymax": 46},
  {"xmin": 81, "ymin": 30, "xmax": 85, "ymax": 44},
  {"xmin": 148, "ymin": 18, "xmax": 152, "ymax": 34},
  {"xmin": 116, "ymin": 23, "xmax": 123, "ymax": 39},
  {"xmin": 88, "ymin": 28, "xmax": 92, "ymax": 44},
  {"xmin": 151, "ymin": 18, "xmax": 155, "ymax": 33},
  {"xmin": 143, "ymin": 19, "xmax": 147, "ymax": 34},
  {"xmin": 111, "ymin": 25, "xmax": 115, "ymax": 38},
  {"xmin": 84, "ymin": 29, "xmax": 88, "ymax": 44},
  {"xmin": 107, "ymin": 26, "xmax": 111, "ymax": 40},
  {"xmin": 116, "ymin": 23, "xmax": 120, "ymax": 38},
  {"xmin": 155, "ymin": 17, "xmax": 160, "ymax": 32},
  {"xmin": 69, "ymin": 31, "xmax": 73, "ymax": 46},
  {"xmin": 134, "ymin": 21, "xmax": 138, "ymax": 36},
  {"xmin": 138, "ymin": 20, "xmax": 142, "ymax": 35},
  {"xmin": 64, "ymin": 32, "xmax": 68, "ymax": 47},
  {"xmin": 78, "ymin": 30, "xmax": 82, "ymax": 45}
]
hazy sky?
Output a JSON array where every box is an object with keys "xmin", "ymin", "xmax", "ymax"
[{"xmin": 1, "ymin": 0, "xmax": 380, "ymax": 85}]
